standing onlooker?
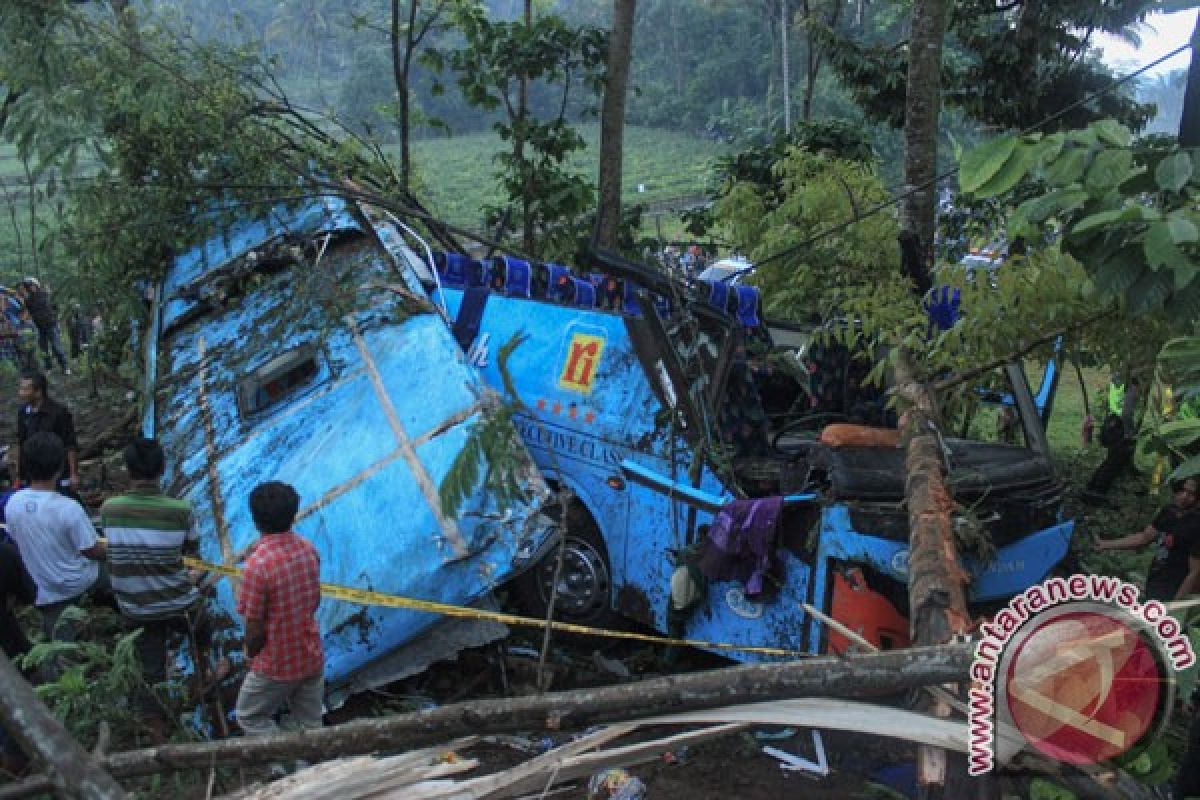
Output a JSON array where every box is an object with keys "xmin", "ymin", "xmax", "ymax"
[
  {"xmin": 0, "ymin": 289, "xmax": 27, "ymax": 370},
  {"xmin": 3, "ymin": 432, "xmax": 103, "ymax": 642},
  {"xmin": 1082, "ymin": 373, "xmax": 1142, "ymax": 503},
  {"xmin": 15, "ymin": 372, "xmax": 80, "ymax": 493},
  {"xmin": 101, "ymin": 438, "xmax": 210, "ymax": 724},
  {"xmin": 235, "ymin": 481, "xmax": 323, "ymax": 738},
  {"xmin": 1096, "ymin": 476, "xmax": 1200, "ymax": 601},
  {"xmin": 17, "ymin": 280, "xmax": 67, "ymax": 374},
  {"xmin": 64, "ymin": 304, "xmax": 90, "ymax": 361}
]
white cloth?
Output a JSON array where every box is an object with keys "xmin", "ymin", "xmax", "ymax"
[{"xmin": 5, "ymin": 489, "xmax": 98, "ymax": 606}]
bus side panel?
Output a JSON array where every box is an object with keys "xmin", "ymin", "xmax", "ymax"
[{"xmin": 438, "ymin": 289, "xmax": 693, "ymax": 619}]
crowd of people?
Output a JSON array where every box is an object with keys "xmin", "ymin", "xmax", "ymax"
[
  {"xmin": 0, "ymin": 279, "xmax": 98, "ymax": 375},
  {"xmin": 0, "ymin": 371, "xmax": 324, "ymax": 770}
]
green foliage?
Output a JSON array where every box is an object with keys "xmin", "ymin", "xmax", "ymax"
[
  {"xmin": 403, "ymin": 125, "xmax": 728, "ymax": 230},
  {"xmin": 713, "ymin": 147, "xmax": 901, "ymax": 317},
  {"xmin": 1028, "ymin": 777, "xmax": 1077, "ymax": 800},
  {"xmin": 1115, "ymin": 738, "xmax": 1178, "ymax": 786},
  {"xmin": 822, "ymin": 0, "xmax": 1156, "ymax": 132},
  {"xmin": 686, "ymin": 120, "xmax": 875, "ymax": 237},
  {"xmin": 1154, "ymin": 336, "xmax": 1200, "ymax": 479},
  {"xmin": 18, "ymin": 608, "xmax": 147, "ymax": 745},
  {"xmin": 438, "ymin": 332, "xmax": 532, "ymax": 519},
  {"xmin": 432, "ymin": 3, "xmax": 607, "ymax": 258},
  {"xmin": 960, "ymin": 121, "xmax": 1200, "ymax": 324},
  {"xmin": 0, "ymin": 0, "xmax": 404, "ymax": 338}
]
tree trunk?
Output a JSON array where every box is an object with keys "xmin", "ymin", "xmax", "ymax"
[
  {"xmin": 595, "ymin": 0, "xmax": 637, "ymax": 251},
  {"xmin": 0, "ymin": 89, "xmax": 22, "ymax": 139},
  {"xmin": 0, "ymin": 645, "xmax": 971, "ymax": 796},
  {"xmin": 392, "ymin": 0, "xmax": 423, "ymax": 194},
  {"xmin": 899, "ymin": 0, "xmax": 948, "ymax": 286},
  {"xmin": 896, "ymin": 0, "xmax": 971, "ymax": 764},
  {"xmin": 668, "ymin": 2, "xmax": 684, "ymax": 93},
  {"xmin": 895, "ymin": 352, "xmax": 971, "ymax": 796},
  {"xmin": 519, "ymin": 0, "xmax": 534, "ymax": 253},
  {"xmin": 0, "ymin": 652, "xmax": 127, "ymax": 799},
  {"xmin": 392, "ymin": 0, "xmax": 407, "ymax": 192},
  {"xmin": 1180, "ymin": 10, "xmax": 1200, "ymax": 148},
  {"xmin": 781, "ymin": 0, "xmax": 791, "ymax": 130}
]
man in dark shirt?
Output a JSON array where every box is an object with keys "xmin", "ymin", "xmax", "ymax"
[
  {"xmin": 1096, "ymin": 477, "xmax": 1200, "ymax": 600},
  {"xmin": 14, "ymin": 373, "xmax": 80, "ymax": 492}
]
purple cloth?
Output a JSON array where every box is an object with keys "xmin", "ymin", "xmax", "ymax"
[{"xmin": 697, "ymin": 496, "xmax": 785, "ymax": 599}]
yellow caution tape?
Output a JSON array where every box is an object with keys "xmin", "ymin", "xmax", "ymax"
[{"xmin": 182, "ymin": 555, "xmax": 808, "ymax": 658}]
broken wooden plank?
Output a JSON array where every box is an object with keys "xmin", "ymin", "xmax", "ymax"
[{"xmin": 465, "ymin": 723, "xmax": 746, "ymax": 799}]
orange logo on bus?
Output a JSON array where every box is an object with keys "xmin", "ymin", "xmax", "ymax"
[{"xmin": 558, "ymin": 333, "xmax": 605, "ymax": 393}]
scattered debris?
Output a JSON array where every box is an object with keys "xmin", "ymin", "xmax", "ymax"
[
  {"xmin": 763, "ymin": 730, "xmax": 829, "ymax": 777},
  {"xmin": 587, "ymin": 768, "xmax": 647, "ymax": 799},
  {"xmin": 592, "ymin": 650, "xmax": 632, "ymax": 680}
]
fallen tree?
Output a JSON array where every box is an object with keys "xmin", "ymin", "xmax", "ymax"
[
  {"xmin": 0, "ymin": 644, "xmax": 970, "ymax": 797},
  {"xmin": 0, "ymin": 652, "xmax": 127, "ymax": 799}
]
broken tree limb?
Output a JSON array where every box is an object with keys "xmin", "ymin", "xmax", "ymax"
[
  {"xmin": 894, "ymin": 352, "xmax": 973, "ymax": 795},
  {"xmin": 0, "ymin": 644, "xmax": 971, "ymax": 797},
  {"xmin": 0, "ymin": 651, "xmax": 128, "ymax": 799},
  {"xmin": 802, "ymin": 602, "xmax": 969, "ymax": 718},
  {"xmin": 929, "ymin": 308, "xmax": 1115, "ymax": 395}
]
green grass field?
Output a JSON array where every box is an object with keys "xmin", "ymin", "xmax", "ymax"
[
  {"xmin": 0, "ymin": 125, "xmax": 725, "ymax": 275},
  {"xmin": 407, "ymin": 124, "xmax": 729, "ymax": 228}
]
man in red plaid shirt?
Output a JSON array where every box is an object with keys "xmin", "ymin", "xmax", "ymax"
[{"xmin": 235, "ymin": 481, "xmax": 324, "ymax": 736}]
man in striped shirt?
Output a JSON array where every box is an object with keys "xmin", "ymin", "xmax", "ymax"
[{"xmin": 101, "ymin": 438, "xmax": 209, "ymax": 719}]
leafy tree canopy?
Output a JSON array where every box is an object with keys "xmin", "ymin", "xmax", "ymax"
[
  {"xmin": 0, "ymin": 0, "xmax": 401, "ymax": 319},
  {"xmin": 960, "ymin": 118, "xmax": 1199, "ymax": 473},
  {"xmin": 822, "ymin": 0, "xmax": 1161, "ymax": 131}
]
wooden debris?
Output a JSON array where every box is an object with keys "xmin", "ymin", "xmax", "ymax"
[
  {"xmin": 0, "ymin": 644, "xmax": 971, "ymax": 798},
  {"xmin": 222, "ymin": 739, "xmax": 480, "ymax": 800}
]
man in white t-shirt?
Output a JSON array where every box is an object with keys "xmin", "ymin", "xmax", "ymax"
[{"xmin": 4, "ymin": 432, "xmax": 104, "ymax": 641}]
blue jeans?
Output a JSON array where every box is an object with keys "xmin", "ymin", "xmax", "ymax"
[{"xmin": 35, "ymin": 323, "xmax": 66, "ymax": 371}]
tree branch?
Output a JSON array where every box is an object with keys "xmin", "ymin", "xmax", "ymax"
[{"xmin": 930, "ymin": 307, "xmax": 1115, "ymax": 394}]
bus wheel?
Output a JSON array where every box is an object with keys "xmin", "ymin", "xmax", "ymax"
[{"xmin": 513, "ymin": 508, "xmax": 614, "ymax": 628}]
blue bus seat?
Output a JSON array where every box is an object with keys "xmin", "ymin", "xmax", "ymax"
[
  {"xmin": 547, "ymin": 264, "xmax": 575, "ymax": 303},
  {"xmin": 623, "ymin": 281, "xmax": 643, "ymax": 317},
  {"xmin": 573, "ymin": 278, "xmax": 596, "ymax": 308},
  {"xmin": 735, "ymin": 286, "xmax": 761, "ymax": 328},
  {"xmin": 500, "ymin": 255, "xmax": 532, "ymax": 298},
  {"xmin": 706, "ymin": 280, "xmax": 729, "ymax": 311}
]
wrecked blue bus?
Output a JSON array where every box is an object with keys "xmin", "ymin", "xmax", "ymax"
[
  {"xmin": 415, "ymin": 246, "xmax": 1074, "ymax": 659},
  {"xmin": 141, "ymin": 197, "xmax": 554, "ymax": 702}
]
